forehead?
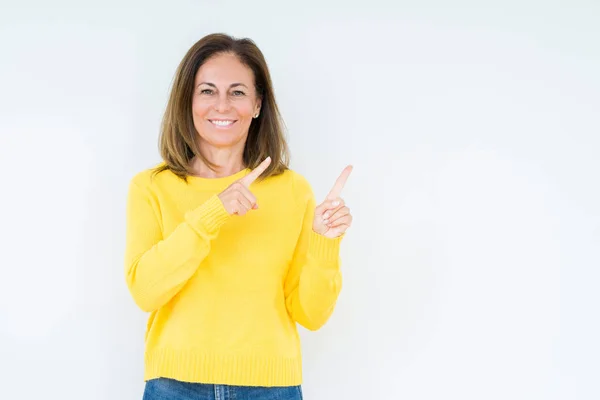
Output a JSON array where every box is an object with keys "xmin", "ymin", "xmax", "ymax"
[{"xmin": 195, "ymin": 53, "xmax": 255, "ymax": 86}]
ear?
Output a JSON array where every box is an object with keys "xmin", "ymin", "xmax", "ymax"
[{"xmin": 255, "ymin": 98, "xmax": 262, "ymax": 114}]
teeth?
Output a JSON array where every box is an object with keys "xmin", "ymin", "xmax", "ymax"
[{"xmin": 212, "ymin": 120, "xmax": 234, "ymax": 126}]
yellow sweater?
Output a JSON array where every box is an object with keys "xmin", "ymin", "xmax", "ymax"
[{"xmin": 124, "ymin": 165, "xmax": 343, "ymax": 387}]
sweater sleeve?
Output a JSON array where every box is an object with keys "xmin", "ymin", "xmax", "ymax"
[
  {"xmin": 124, "ymin": 180, "xmax": 230, "ymax": 312},
  {"xmin": 284, "ymin": 174, "xmax": 344, "ymax": 331}
]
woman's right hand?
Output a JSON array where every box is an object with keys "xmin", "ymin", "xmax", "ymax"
[{"xmin": 218, "ymin": 157, "xmax": 271, "ymax": 216}]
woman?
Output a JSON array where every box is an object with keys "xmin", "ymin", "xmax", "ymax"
[{"xmin": 125, "ymin": 33, "xmax": 353, "ymax": 400}]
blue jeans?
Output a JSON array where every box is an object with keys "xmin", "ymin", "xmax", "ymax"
[{"xmin": 142, "ymin": 378, "xmax": 303, "ymax": 400}]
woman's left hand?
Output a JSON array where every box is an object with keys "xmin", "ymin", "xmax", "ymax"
[{"xmin": 312, "ymin": 166, "xmax": 353, "ymax": 238}]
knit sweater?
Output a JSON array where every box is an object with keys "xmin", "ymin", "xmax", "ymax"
[{"xmin": 124, "ymin": 165, "xmax": 343, "ymax": 387}]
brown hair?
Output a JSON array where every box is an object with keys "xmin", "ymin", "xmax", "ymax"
[{"xmin": 154, "ymin": 33, "xmax": 289, "ymax": 181}]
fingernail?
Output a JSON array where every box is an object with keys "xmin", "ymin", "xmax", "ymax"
[
  {"xmin": 332, "ymin": 201, "xmax": 340, "ymax": 207},
  {"xmin": 323, "ymin": 212, "xmax": 330, "ymax": 219}
]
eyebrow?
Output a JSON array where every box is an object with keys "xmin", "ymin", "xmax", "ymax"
[{"xmin": 197, "ymin": 82, "xmax": 249, "ymax": 89}]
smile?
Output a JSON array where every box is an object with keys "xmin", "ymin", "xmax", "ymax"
[{"xmin": 209, "ymin": 119, "xmax": 237, "ymax": 128}]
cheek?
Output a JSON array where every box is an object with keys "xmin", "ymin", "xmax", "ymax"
[
  {"xmin": 192, "ymin": 100, "xmax": 210, "ymax": 117},
  {"xmin": 235, "ymin": 100, "xmax": 257, "ymax": 118}
]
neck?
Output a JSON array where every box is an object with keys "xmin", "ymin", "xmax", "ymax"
[{"xmin": 191, "ymin": 145, "xmax": 246, "ymax": 179}]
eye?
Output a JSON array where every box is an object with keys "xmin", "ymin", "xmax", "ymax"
[
  {"xmin": 200, "ymin": 89, "xmax": 213, "ymax": 95},
  {"xmin": 232, "ymin": 90, "xmax": 246, "ymax": 96}
]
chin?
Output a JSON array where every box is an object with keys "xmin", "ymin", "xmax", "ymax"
[{"xmin": 200, "ymin": 132, "xmax": 246, "ymax": 149}]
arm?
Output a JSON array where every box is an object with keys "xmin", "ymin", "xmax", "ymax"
[
  {"xmin": 124, "ymin": 180, "xmax": 230, "ymax": 312},
  {"xmin": 284, "ymin": 180, "xmax": 344, "ymax": 331}
]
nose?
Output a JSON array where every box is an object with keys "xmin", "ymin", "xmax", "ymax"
[{"xmin": 214, "ymin": 93, "xmax": 231, "ymax": 113}]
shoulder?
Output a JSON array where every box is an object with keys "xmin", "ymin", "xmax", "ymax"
[
  {"xmin": 267, "ymin": 168, "xmax": 315, "ymax": 210},
  {"xmin": 128, "ymin": 162, "xmax": 172, "ymax": 194},
  {"xmin": 287, "ymin": 169, "xmax": 312, "ymax": 195},
  {"xmin": 129, "ymin": 163, "xmax": 157, "ymax": 185}
]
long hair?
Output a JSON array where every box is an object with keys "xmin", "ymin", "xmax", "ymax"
[{"xmin": 154, "ymin": 33, "xmax": 289, "ymax": 181}]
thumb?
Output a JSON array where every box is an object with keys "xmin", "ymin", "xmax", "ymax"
[{"xmin": 315, "ymin": 198, "xmax": 342, "ymax": 216}]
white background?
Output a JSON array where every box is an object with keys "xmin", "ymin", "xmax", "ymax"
[{"xmin": 1, "ymin": 1, "xmax": 598, "ymax": 399}]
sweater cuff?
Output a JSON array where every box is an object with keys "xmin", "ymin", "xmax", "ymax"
[
  {"xmin": 308, "ymin": 230, "xmax": 343, "ymax": 264},
  {"xmin": 185, "ymin": 195, "xmax": 231, "ymax": 236}
]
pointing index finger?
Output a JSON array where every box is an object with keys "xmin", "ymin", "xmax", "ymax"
[
  {"xmin": 326, "ymin": 165, "xmax": 353, "ymax": 200},
  {"xmin": 239, "ymin": 156, "xmax": 271, "ymax": 187}
]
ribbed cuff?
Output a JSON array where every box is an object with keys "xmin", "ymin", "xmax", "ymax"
[
  {"xmin": 185, "ymin": 195, "xmax": 231, "ymax": 236},
  {"xmin": 307, "ymin": 230, "xmax": 343, "ymax": 263}
]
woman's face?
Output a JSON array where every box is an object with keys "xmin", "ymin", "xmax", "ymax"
[{"xmin": 192, "ymin": 52, "xmax": 261, "ymax": 151}]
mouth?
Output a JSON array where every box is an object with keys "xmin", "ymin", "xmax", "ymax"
[{"xmin": 208, "ymin": 119, "xmax": 237, "ymax": 129}]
